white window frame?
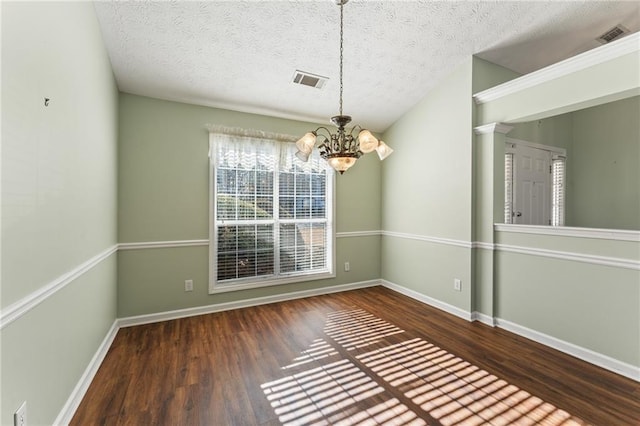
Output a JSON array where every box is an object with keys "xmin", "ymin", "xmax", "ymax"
[
  {"xmin": 504, "ymin": 138, "xmax": 566, "ymax": 226},
  {"xmin": 208, "ymin": 132, "xmax": 336, "ymax": 294}
]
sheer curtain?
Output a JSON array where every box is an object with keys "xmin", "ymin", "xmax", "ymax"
[{"xmin": 208, "ymin": 126, "xmax": 334, "ymax": 291}]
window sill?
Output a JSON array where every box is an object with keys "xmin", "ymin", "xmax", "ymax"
[{"xmin": 209, "ymin": 270, "xmax": 336, "ymax": 294}]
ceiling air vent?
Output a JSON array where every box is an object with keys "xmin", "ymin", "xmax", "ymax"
[
  {"xmin": 292, "ymin": 70, "xmax": 328, "ymax": 89},
  {"xmin": 596, "ymin": 25, "xmax": 630, "ymax": 44}
]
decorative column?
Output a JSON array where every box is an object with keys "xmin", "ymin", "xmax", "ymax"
[{"xmin": 471, "ymin": 122, "xmax": 513, "ymax": 326}]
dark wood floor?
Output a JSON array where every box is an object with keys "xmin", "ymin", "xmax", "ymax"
[{"xmin": 71, "ymin": 287, "xmax": 640, "ymax": 425}]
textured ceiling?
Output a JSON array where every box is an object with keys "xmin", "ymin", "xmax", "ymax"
[{"xmin": 93, "ymin": 1, "xmax": 640, "ymax": 132}]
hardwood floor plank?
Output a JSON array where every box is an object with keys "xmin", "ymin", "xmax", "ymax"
[{"xmin": 70, "ymin": 287, "xmax": 640, "ymax": 425}]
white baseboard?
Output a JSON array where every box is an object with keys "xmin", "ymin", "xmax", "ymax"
[
  {"xmin": 55, "ymin": 279, "xmax": 379, "ymax": 424},
  {"xmin": 56, "ymin": 278, "xmax": 639, "ymax": 425},
  {"xmin": 379, "ymin": 282, "xmax": 639, "ymax": 382},
  {"xmin": 119, "ymin": 279, "xmax": 381, "ymax": 328},
  {"xmin": 380, "ymin": 280, "xmax": 473, "ymax": 321},
  {"xmin": 495, "ymin": 318, "xmax": 640, "ymax": 382},
  {"xmin": 471, "ymin": 311, "xmax": 496, "ymax": 327},
  {"xmin": 54, "ymin": 320, "xmax": 120, "ymax": 425}
]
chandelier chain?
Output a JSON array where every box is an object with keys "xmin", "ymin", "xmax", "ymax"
[
  {"xmin": 294, "ymin": 0, "xmax": 392, "ymax": 174},
  {"xmin": 339, "ymin": 1, "xmax": 344, "ymax": 117}
]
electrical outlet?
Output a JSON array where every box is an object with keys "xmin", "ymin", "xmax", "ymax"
[
  {"xmin": 344, "ymin": 262, "xmax": 350, "ymax": 272},
  {"xmin": 14, "ymin": 401, "xmax": 26, "ymax": 426},
  {"xmin": 454, "ymin": 279, "xmax": 462, "ymax": 292},
  {"xmin": 184, "ymin": 279, "xmax": 193, "ymax": 292}
]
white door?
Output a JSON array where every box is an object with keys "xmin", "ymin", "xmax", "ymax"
[{"xmin": 513, "ymin": 145, "xmax": 550, "ymax": 225}]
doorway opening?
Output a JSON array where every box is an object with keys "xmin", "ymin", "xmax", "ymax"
[{"xmin": 505, "ymin": 139, "xmax": 566, "ymax": 226}]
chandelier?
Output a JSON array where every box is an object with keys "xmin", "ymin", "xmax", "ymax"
[{"xmin": 294, "ymin": 0, "xmax": 393, "ymax": 174}]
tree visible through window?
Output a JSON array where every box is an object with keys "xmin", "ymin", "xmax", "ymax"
[{"xmin": 209, "ymin": 130, "xmax": 334, "ymax": 292}]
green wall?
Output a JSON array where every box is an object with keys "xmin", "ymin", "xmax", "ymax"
[
  {"xmin": 508, "ymin": 114, "xmax": 573, "ymax": 151},
  {"xmin": 474, "ymin": 45, "xmax": 640, "ymax": 370},
  {"xmin": 509, "ymin": 96, "xmax": 639, "ymax": 230},
  {"xmin": 472, "ymin": 57, "xmax": 520, "ymax": 94},
  {"xmin": 494, "ymin": 230, "xmax": 640, "ymax": 367},
  {"xmin": 379, "ymin": 57, "xmax": 520, "ymax": 315},
  {"xmin": 117, "ymin": 94, "xmax": 382, "ymax": 317},
  {"xmin": 570, "ymin": 96, "xmax": 640, "ymax": 230},
  {"xmin": 381, "ymin": 58, "xmax": 475, "ymax": 311},
  {"xmin": 1, "ymin": 2, "xmax": 118, "ymax": 424},
  {"xmin": 380, "ymin": 45, "xmax": 639, "ymax": 374}
]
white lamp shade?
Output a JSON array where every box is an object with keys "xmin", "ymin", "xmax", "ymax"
[
  {"xmin": 327, "ymin": 156, "xmax": 357, "ymax": 174},
  {"xmin": 296, "ymin": 132, "xmax": 316, "ymax": 153},
  {"xmin": 357, "ymin": 129, "xmax": 378, "ymax": 153},
  {"xmin": 375, "ymin": 141, "xmax": 394, "ymax": 160},
  {"xmin": 295, "ymin": 150, "xmax": 310, "ymax": 162}
]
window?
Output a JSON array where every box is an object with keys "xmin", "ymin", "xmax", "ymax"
[
  {"xmin": 209, "ymin": 130, "xmax": 335, "ymax": 293},
  {"xmin": 551, "ymin": 155, "xmax": 566, "ymax": 226},
  {"xmin": 504, "ymin": 149, "xmax": 514, "ymax": 224}
]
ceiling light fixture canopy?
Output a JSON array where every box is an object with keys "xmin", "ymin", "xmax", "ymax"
[{"xmin": 295, "ymin": 0, "xmax": 393, "ymax": 174}]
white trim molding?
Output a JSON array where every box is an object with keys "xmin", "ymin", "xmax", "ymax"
[
  {"xmin": 118, "ymin": 239, "xmax": 209, "ymax": 250},
  {"xmin": 473, "ymin": 32, "xmax": 640, "ymax": 105},
  {"xmin": 495, "ymin": 318, "xmax": 640, "ymax": 382},
  {"xmin": 118, "ymin": 232, "xmax": 381, "ymax": 251},
  {"xmin": 382, "ymin": 231, "xmax": 472, "ymax": 249},
  {"xmin": 2, "ymin": 233, "xmax": 382, "ymax": 330},
  {"xmin": 54, "ymin": 321, "xmax": 120, "ymax": 425},
  {"xmin": 381, "ymin": 280, "xmax": 473, "ymax": 322},
  {"xmin": 0, "ymin": 245, "xmax": 118, "ymax": 330},
  {"xmin": 471, "ymin": 311, "xmax": 496, "ymax": 327},
  {"xmin": 336, "ymin": 230, "xmax": 382, "ymax": 238},
  {"xmin": 119, "ymin": 279, "xmax": 381, "ymax": 328},
  {"xmin": 495, "ymin": 224, "xmax": 640, "ymax": 242},
  {"xmin": 495, "ymin": 243, "xmax": 640, "ymax": 271},
  {"xmin": 379, "ymin": 283, "xmax": 638, "ymax": 381},
  {"xmin": 505, "ymin": 137, "xmax": 566, "ymax": 157},
  {"xmin": 471, "ymin": 241, "xmax": 495, "ymax": 250},
  {"xmin": 473, "ymin": 122, "xmax": 514, "ymax": 135}
]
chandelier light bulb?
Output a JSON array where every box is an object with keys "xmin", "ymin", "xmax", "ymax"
[
  {"xmin": 296, "ymin": 132, "xmax": 316, "ymax": 154},
  {"xmin": 376, "ymin": 141, "xmax": 394, "ymax": 161},
  {"xmin": 357, "ymin": 130, "xmax": 378, "ymax": 153},
  {"xmin": 295, "ymin": 150, "xmax": 311, "ymax": 162},
  {"xmin": 327, "ymin": 156, "xmax": 357, "ymax": 174}
]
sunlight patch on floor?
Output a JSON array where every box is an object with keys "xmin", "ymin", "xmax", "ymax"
[
  {"xmin": 324, "ymin": 309, "xmax": 405, "ymax": 350},
  {"xmin": 282, "ymin": 338, "xmax": 340, "ymax": 370},
  {"xmin": 262, "ymin": 359, "xmax": 388, "ymax": 425},
  {"xmin": 328, "ymin": 398, "xmax": 427, "ymax": 426},
  {"xmin": 262, "ymin": 308, "xmax": 589, "ymax": 425},
  {"xmin": 356, "ymin": 335, "xmax": 587, "ymax": 425}
]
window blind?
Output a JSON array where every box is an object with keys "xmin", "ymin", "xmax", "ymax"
[
  {"xmin": 504, "ymin": 152, "xmax": 514, "ymax": 224},
  {"xmin": 551, "ymin": 156, "xmax": 566, "ymax": 226},
  {"xmin": 210, "ymin": 131, "xmax": 333, "ymax": 291}
]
